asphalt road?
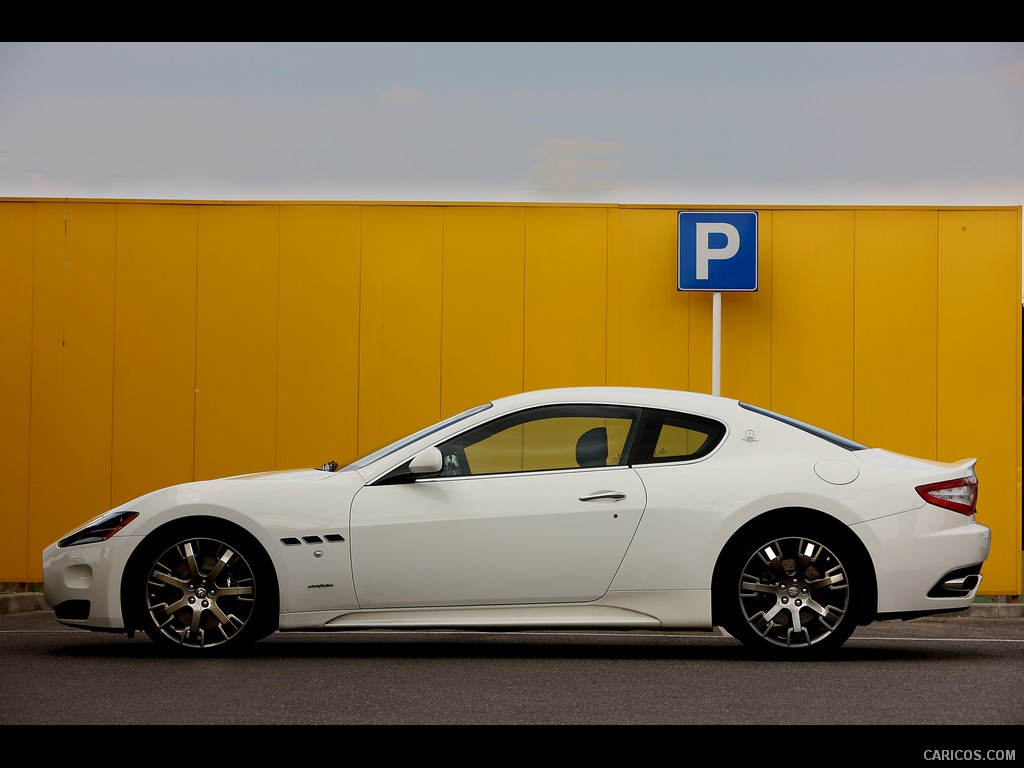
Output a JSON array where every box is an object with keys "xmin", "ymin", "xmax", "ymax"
[{"xmin": 2, "ymin": 607, "xmax": 1022, "ymax": 759}]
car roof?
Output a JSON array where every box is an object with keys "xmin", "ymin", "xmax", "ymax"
[{"xmin": 489, "ymin": 387, "xmax": 740, "ymax": 416}]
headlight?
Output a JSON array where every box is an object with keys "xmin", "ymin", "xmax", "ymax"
[{"xmin": 58, "ymin": 511, "xmax": 139, "ymax": 547}]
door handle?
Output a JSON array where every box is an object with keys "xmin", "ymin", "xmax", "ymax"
[{"xmin": 579, "ymin": 491, "xmax": 627, "ymax": 502}]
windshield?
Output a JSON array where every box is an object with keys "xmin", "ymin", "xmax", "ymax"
[{"xmin": 342, "ymin": 403, "xmax": 493, "ymax": 472}]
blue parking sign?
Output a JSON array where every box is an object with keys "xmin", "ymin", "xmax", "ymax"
[{"xmin": 678, "ymin": 211, "xmax": 758, "ymax": 291}]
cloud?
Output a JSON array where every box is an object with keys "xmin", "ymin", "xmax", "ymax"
[
  {"xmin": 530, "ymin": 138, "xmax": 622, "ymax": 157},
  {"xmin": 997, "ymin": 57, "xmax": 1024, "ymax": 85},
  {"xmin": 379, "ymin": 85, "xmax": 426, "ymax": 107},
  {"xmin": 524, "ymin": 138, "xmax": 626, "ymax": 193}
]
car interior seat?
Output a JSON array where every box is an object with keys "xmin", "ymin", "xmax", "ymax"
[{"xmin": 575, "ymin": 427, "xmax": 608, "ymax": 468}]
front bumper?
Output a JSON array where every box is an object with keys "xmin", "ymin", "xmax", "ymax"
[{"xmin": 42, "ymin": 535, "xmax": 142, "ymax": 631}]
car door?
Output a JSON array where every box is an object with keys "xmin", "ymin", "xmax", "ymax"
[{"xmin": 349, "ymin": 404, "xmax": 647, "ymax": 609}]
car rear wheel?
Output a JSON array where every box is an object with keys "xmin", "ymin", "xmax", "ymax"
[
  {"xmin": 719, "ymin": 526, "xmax": 861, "ymax": 656},
  {"xmin": 136, "ymin": 525, "xmax": 274, "ymax": 654}
]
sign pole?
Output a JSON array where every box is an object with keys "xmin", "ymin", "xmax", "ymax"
[
  {"xmin": 677, "ymin": 211, "xmax": 757, "ymax": 400},
  {"xmin": 712, "ymin": 291, "xmax": 721, "ymax": 396}
]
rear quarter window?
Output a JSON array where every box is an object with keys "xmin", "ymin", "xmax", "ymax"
[{"xmin": 630, "ymin": 409, "xmax": 727, "ymax": 464}]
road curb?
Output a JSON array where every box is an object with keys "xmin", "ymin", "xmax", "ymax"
[
  {"xmin": 964, "ymin": 601, "xmax": 1024, "ymax": 619},
  {"xmin": 0, "ymin": 593, "xmax": 47, "ymax": 615}
]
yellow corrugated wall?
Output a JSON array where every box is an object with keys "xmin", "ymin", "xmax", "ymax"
[{"xmin": 1, "ymin": 200, "xmax": 1020, "ymax": 597}]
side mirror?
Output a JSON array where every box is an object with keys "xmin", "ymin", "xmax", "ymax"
[
  {"xmin": 376, "ymin": 446, "xmax": 444, "ymax": 485},
  {"xmin": 408, "ymin": 446, "xmax": 443, "ymax": 475}
]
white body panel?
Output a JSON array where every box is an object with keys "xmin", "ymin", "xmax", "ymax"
[{"xmin": 350, "ymin": 466, "xmax": 646, "ymax": 607}]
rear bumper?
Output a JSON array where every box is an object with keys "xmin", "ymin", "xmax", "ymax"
[{"xmin": 854, "ymin": 509, "xmax": 991, "ymax": 617}]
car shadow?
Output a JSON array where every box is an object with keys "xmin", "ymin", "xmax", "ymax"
[{"xmin": 47, "ymin": 629, "xmax": 982, "ymax": 664}]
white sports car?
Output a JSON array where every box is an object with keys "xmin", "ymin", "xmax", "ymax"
[{"xmin": 42, "ymin": 387, "xmax": 991, "ymax": 657}]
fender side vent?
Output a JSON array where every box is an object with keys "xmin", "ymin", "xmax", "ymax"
[{"xmin": 281, "ymin": 535, "xmax": 346, "ymax": 546}]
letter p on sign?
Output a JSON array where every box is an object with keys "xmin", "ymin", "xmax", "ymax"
[
  {"xmin": 696, "ymin": 222, "xmax": 740, "ymax": 279},
  {"xmin": 678, "ymin": 211, "xmax": 758, "ymax": 292}
]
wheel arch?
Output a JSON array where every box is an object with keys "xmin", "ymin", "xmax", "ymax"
[
  {"xmin": 710, "ymin": 507, "xmax": 878, "ymax": 628},
  {"xmin": 120, "ymin": 515, "xmax": 281, "ymax": 636}
]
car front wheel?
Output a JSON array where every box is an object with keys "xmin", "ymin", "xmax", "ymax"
[
  {"xmin": 136, "ymin": 526, "xmax": 274, "ymax": 654},
  {"xmin": 720, "ymin": 528, "xmax": 861, "ymax": 656}
]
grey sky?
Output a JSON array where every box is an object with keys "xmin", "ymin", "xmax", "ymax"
[{"xmin": 1, "ymin": 41, "xmax": 1023, "ymax": 207}]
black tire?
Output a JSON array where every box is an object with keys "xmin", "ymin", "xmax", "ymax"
[
  {"xmin": 717, "ymin": 523, "xmax": 863, "ymax": 657},
  {"xmin": 134, "ymin": 523, "xmax": 276, "ymax": 655}
]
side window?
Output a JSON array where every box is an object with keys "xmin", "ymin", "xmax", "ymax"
[
  {"xmin": 437, "ymin": 404, "xmax": 640, "ymax": 477},
  {"xmin": 631, "ymin": 409, "xmax": 726, "ymax": 464}
]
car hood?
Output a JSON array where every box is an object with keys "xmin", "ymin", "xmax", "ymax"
[
  {"xmin": 99, "ymin": 466, "xmax": 364, "ymax": 536},
  {"xmin": 218, "ymin": 467, "xmax": 343, "ymax": 484}
]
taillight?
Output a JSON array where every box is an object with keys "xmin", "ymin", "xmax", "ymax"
[{"xmin": 916, "ymin": 476, "xmax": 978, "ymax": 516}]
